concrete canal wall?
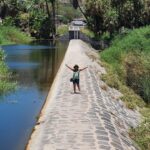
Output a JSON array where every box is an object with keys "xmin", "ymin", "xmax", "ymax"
[{"xmin": 26, "ymin": 40, "xmax": 140, "ymax": 150}]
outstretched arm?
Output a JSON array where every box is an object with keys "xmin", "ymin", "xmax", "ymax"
[
  {"xmin": 65, "ymin": 64, "xmax": 74, "ymax": 71},
  {"xmin": 79, "ymin": 66, "xmax": 88, "ymax": 71}
]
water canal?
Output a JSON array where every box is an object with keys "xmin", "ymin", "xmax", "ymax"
[{"xmin": 0, "ymin": 40, "xmax": 68, "ymax": 150}]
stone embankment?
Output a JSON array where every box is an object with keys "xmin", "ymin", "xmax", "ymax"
[{"xmin": 27, "ymin": 40, "xmax": 140, "ymax": 150}]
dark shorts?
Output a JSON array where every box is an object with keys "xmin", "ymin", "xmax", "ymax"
[{"xmin": 73, "ymin": 79, "xmax": 79, "ymax": 84}]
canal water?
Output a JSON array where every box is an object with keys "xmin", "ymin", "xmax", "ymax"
[{"xmin": 0, "ymin": 40, "xmax": 68, "ymax": 150}]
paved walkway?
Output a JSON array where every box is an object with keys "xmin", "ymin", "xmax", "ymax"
[{"xmin": 27, "ymin": 40, "xmax": 140, "ymax": 150}]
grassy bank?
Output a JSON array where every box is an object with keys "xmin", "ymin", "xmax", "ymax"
[
  {"xmin": 0, "ymin": 25, "xmax": 32, "ymax": 93},
  {"xmin": 100, "ymin": 26, "xmax": 150, "ymax": 149},
  {"xmin": 0, "ymin": 25, "xmax": 32, "ymax": 45},
  {"xmin": 80, "ymin": 28, "xmax": 95, "ymax": 39},
  {"xmin": 0, "ymin": 49, "xmax": 17, "ymax": 93}
]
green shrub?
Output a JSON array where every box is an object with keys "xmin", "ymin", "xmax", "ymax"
[
  {"xmin": 57, "ymin": 25, "xmax": 68, "ymax": 36},
  {"xmin": 2, "ymin": 17, "xmax": 16, "ymax": 26},
  {"xmin": 0, "ymin": 49, "xmax": 17, "ymax": 94},
  {"xmin": 0, "ymin": 80, "xmax": 17, "ymax": 93},
  {"xmin": 0, "ymin": 25, "xmax": 32, "ymax": 45},
  {"xmin": 101, "ymin": 26, "xmax": 150, "ymax": 103},
  {"xmin": 80, "ymin": 28, "xmax": 95, "ymax": 38},
  {"xmin": 124, "ymin": 52, "xmax": 150, "ymax": 103}
]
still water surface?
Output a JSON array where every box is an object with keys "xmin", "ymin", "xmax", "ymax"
[{"xmin": 0, "ymin": 40, "xmax": 68, "ymax": 150}]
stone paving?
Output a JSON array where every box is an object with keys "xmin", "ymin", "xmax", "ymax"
[{"xmin": 27, "ymin": 40, "xmax": 141, "ymax": 150}]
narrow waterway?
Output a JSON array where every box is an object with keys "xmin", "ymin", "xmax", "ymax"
[{"xmin": 0, "ymin": 40, "xmax": 68, "ymax": 150}]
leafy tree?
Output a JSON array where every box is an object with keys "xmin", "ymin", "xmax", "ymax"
[
  {"xmin": 0, "ymin": 0, "xmax": 23, "ymax": 18},
  {"xmin": 84, "ymin": 0, "xmax": 150, "ymax": 37},
  {"xmin": 0, "ymin": 0, "xmax": 57, "ymax": 39},
  {"xmin": 85, "ymin": 0, "xmax": 118, "ymax": 36},
  {"xmin": 58, "ymin": 4, "xmax": 81, "ymax": 23}
]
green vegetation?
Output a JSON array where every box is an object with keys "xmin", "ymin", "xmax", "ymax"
[
  {"xmin": 84, "ymin": 0, "xmax": 150, "ymax": 37},
  {"xmin": 0, "ymin": 25, "xmax": 31, "ymax": 93},
  {"xmin": 130, "ymin": 106, "xmax": 150, "ymax": 150},
  {"xmin": 80, "ymin": 28, "xmax": 95, "ymax": 39},
  {"xmin": 0, "ymin": 0, "xmax": 55, "ymax": 39},
  {"xmin": 101, "ymin": 26, "xmax": 150, "ymax": 104},
  {"xmin": 0, "ymin": 49, "xmax": 17, "ymax": 93},
  {"xmin": 0, "ymin": 25, "xmax": 32, "ymax": 45},
  {"xmin": 0, "ymin": 0, "xmax": 82, "ymax": 39},
  {"xmin": 58, "ymin": 3, "xmax": 81, "ymax": 24},
  {"xmin": 57, "ymin": 25, "xmax": 68, "ymax": 36},
  {"xmin": 100, "ymin": 26, "xmax": 150, "ymax": 149}
]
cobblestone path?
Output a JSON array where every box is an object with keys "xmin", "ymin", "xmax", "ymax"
[{"xmin": 27, "ymin": 40, "xmax": 140, "ymax": 150}]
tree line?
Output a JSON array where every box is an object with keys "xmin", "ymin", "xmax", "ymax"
[
  {"xmin": 0, "ymin": 0, "xmax": 56, "ymax": 38},
  {"xmin": 1, "ymin": 0, "xmax": 149, "ymax": 39},
  {"xmin": 81, "ymin": 0, "xmax": 150, "ymax": 37},
  {"xmin": 0, "ymin": 0, "xmax": 81, "ymax": 39}
]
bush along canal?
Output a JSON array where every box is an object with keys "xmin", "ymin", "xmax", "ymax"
[{"xmin": 0, "ymin": 40, "xmax": 68, "ymax": 150}]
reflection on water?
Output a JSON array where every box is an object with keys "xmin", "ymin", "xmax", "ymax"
[{"xmin": 0, "ymin": 40, "xmax": 68, "ymax": 150}]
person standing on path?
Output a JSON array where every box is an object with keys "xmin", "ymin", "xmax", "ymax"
[{"xmin": 65, "ymin": 64, "xmax": 88, "ymax": 93}]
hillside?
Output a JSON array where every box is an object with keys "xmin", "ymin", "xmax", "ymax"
[
  {"xmin": 0, "ymin": 25, "xmax": 32, "ymax": 45},
  {"xmin": 100, "ymin": 26, "xmax": 150, "ymax": 150},
  {"xmin": 101, "ymin": 26, "xmax": 150, "ymax": 104}
]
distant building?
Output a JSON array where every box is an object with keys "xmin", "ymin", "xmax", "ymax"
[
  {"xmin": 71, "ymin": 19, "xmax": 87, "ymax": 27},
  {"xmin": 69, "ymin": 26, "xmax": 80, "ymax": 40}
]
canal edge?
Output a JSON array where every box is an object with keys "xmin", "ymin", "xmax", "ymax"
[{"xmin": 25, "ymin": 40, "xmax": 72, "ymax": 150}]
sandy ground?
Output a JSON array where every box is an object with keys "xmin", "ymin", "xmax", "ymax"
[{"xmin": 26, "ymin": 40, "xmax": 140, "ymax": 150}]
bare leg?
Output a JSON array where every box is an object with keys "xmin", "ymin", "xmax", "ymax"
[
  {"xmin": 77, "ymin": 83, "xmax": 80, "ymax": 92},
  {"xmin": 73, "ymin": 83, "xmax": 76, "ymax": 93}
]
